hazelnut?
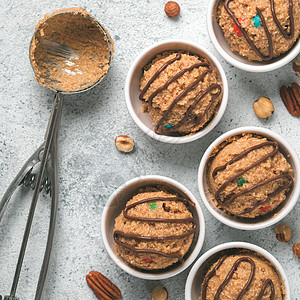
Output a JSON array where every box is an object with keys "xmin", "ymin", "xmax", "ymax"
[
  {"xmin": 164, "ymin": 1, "xmax": 180, "ymax": 18},
  {"xmin": 275, "ymin": 224, "xmax": 291, "ymax": 242},
  {"xmin": 151, "ymin": 286, "xmax": 168, "ymax": 300},
  {"xmin": 115, "ymin": 135, "xmax": 135, "ymax": 153},
  {"xmin": 253, "ymin": 97, "xmax": 274, "ymax": 119},
  {"xmin": 292, "ymin": 57, "xmax": 300, "ymax": 75},
  {"xmin": 293, "ymin": 243, "xmax": 300, "ymax": 259}
]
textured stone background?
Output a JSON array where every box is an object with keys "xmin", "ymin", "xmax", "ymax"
[{"xmin": 0, "ymin": 0, "xmax": 299, "ymax": 299}]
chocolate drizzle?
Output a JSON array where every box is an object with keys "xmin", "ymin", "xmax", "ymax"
[
  {"xmin": 212, "ymin": 140, "xmax": 294, "ymax": 215},
  {"xmin": 201, "ymin": 255, "xmax": 275, "ymax": 300},
  {"xmin": 212, "ymin": 141, "xmax": 278, "ymax": 178},
  {"xmin": 147, "ymin": 62, "xmax": 211, "ymax": 106},
  {"xmin": 240, "ymin": 174, "xmax": 293, "ymax": 215},
  {"xmin": 113, "ymin": 196, "xmax": 197, "ymax": 261},
  {"xmin": 139, "ymin": 53, "xmax": 222, "ymax": 135},
  {"xmin": 257, "ymin": 279, "xmax": 275, "ymax": 300},
  {"xmin": 224, "ymin": 0, "xmax": 295, "ymax": 61},
  {"xmin": 270, "ymin": 0, "xmax": 294, "ymax": 40},
  {"xmin": 156, "ymin": 84, "xmax": 222, "ymax": 134},
  {"xmin": 139, "ymin": 53, "xmax": 182, "ymax": 101}
]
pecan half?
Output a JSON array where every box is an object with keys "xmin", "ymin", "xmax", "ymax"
[
  {"xmin": 86, "ymin": 271, "xmax": 122, "ymax": 300},
  {"xmin": 280, "ymin": 82, "xmax": 300, "ymax": 117}
]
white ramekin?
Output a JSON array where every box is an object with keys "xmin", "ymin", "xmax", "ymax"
[
  {"xmin": 207, "ymin": 0, "xmax": 300, "ymax": 72},
  {"xmin": 198, "ymin": 126, "xmax": 300, "ymax": 230},
  {"xmin": 185, "ymin": 242, "xmax": 290, "ymax": 300},
  {"xmin": 101, "ymin": 175, "xmax": 205, "ymax": 280},
  {"xmin": 124, "ymin": 40, "xmax": 229, "ymax": 144}
]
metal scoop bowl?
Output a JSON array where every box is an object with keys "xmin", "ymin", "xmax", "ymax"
[{"xmin": 29, "ymin": 7, "xmax": 113, "ymax": 94}]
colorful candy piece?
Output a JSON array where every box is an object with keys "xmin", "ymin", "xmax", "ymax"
[
  {"xmin": 259, "ymin": 205, "xmax": 271, "ymax": 211},
  {"xmin": 233, "ymin": 23, "xmax": 242, "ymax": 36},
  {"xmin": 150, "ymin": 202, "xmax": 157, "ymax": 210},
  {"xmin": 165, "ymin": 124, "xmax": 174, "ymax": 128},
  {"xmin": 143, "ymin": 257, "xmax": 153, "ymax": 263},
  {"xmin": 237, "ymin": 177, "xmax": 248, "ymax": 187},
  {"xmin": 252, "ymin": 14, "xmax": 262, "ymax": 28}
]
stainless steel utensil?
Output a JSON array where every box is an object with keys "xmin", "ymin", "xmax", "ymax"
[{"xmin": 0, "ymin": 8, "xmax": 113, "ymax": 300}]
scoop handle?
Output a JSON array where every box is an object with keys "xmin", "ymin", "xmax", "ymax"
[
  {"xmin": 9, "ymin": 93, "xmax": 63, "ymax": 298},
  {"xmin": 34, "ymin": 94, "xmax": 61, "ymax": 300},
  {"xmin": 0, "ymin": 143, "xmax": 44, "ymax": 222}
]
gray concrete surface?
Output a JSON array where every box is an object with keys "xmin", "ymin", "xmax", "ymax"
[{"xmin": 0, "ymin": 0, "xmax": 299, "ymax": 299}]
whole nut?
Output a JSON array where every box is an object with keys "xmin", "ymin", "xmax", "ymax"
[
  {"xmin": 115, "ymin": 135, "xmax": 135, "ymax": 153},
  {"xmin": 253, "ymin": 97, "xmax": 274, "ymax": 119},
  {"xmin": 164, "ymin": 1, "xmax": 180, "ymax": 18},
  {"xmin": 293, "ymin": 57, "xmax": 300, "ymax": 75},
  {"xmin": 151, "ymin": 286, "xmax": 168, "ymax": 300},
  {"xmin": 275, "ymin": 224, "xmax": 291, "ymax": 242},
  {"xmin": 280, "ymin": 82, "xmax": 300, "ymax": 117},
  {"xmin": 293, "ymin": 243, "xmax": 300, "ymax": 259},
  {"xmin": 86, "ymin": 271, "xmax": 122, "ymax": 300}
]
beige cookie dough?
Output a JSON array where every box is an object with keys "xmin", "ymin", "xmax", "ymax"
[
  {"xmin": 207, "ymin": 134, "xmax": 293, "ymax": 218},
  {"xmin": 217, "ymin": 0, "xmax": 300, "ymax": 61},
  {"xmin": 200, "ymin": 253, "xmax": 285, "ymax": 300},
  {"xmin": 30, "ymin": 7, "xmax": 112, "ymax": 92},
  {"xmin": 113, "ymin": 190, "xmax": 195, "ymax": 270},
  {"xmin": 139, "ymin": 52, "xmax": 222, "ymax": 136}
]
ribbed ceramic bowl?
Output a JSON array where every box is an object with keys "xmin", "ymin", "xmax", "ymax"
[
  {"xmin": 198, "ymin": 127, "xmax": 300, "ymax": 230},
  {"xmin": 207, "ymin": 0, "xmax": 300, "ymax": 72},
  {"xmin": 185, "ymin": 242, "xmax": 290, "ymax": 300},
  {"xmin": 101, "ymin": 175, "xmax": 205, "ymax": 280},
  {"xmin": 125, "ymin": 40, "xmax": 228, "ymax": 144}
]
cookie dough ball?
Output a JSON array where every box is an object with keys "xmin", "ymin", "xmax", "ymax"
[
  {"xmin": 113, "ymin": 190, "xmax": 196, "ymax": 270},
  {"xmin": 139, "ymin": 52, "xmax": 222, "ymax": 136},
  {"xmin": 200, "ymin": 253, "xmax": 285, "ymax": 299},
  {"xmin": 207, "ymin": 134, "xmax": 293, "ymax": 218},
  {"xmin": 217, "ymin": 0, "xmax": 300, "ymax": 61}
]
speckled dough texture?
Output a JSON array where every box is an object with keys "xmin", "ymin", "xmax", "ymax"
[
  {"xmin": 200, "ymin": 253, "xmax": 285, "ymax": 299},
  {"xmin": 217, "ymin": 0, "xmax": 300, "ymax": 61},
  {"xmin": 139, "ymin": 52, "xmax": 222, "ymax": 135},
  {"xmin": 207, "ymin": 134, "xmax": 293, "ymax": 218},
  {"xmin": 113, "ymin": 190, "xmax": 195, "ymax": 270}
]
